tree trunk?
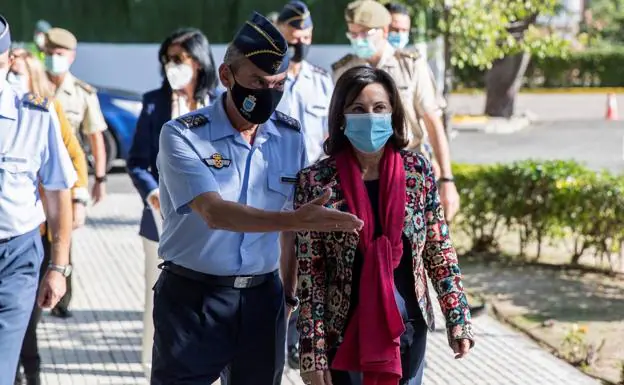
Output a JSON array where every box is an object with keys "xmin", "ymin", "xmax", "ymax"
[{"xmin": 484, "ymin": 51, "xmax": 531, "ymax": 118}]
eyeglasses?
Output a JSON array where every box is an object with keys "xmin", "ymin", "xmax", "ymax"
[
  {"xmin": 345, "ymin": 28, "xmax": 379, "ymax": 40},
  {"xmin": 163, "ymin": 52, "xmax": 192, "ymax": 65}
]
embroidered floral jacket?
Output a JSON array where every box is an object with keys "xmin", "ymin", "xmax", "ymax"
[{"xmin": 293, "ymin": 151, "xmax": 474, "ymax": 374}]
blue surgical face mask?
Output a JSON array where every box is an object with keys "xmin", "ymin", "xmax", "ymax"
[
  {"xmin": 350, "ymin": 38, "xmax": 376, "ymax": 59},
  {"xmin": 388, "ymin": 31, "xmax": 409, "ymax": 49},
  {"xmin": 344, "ymin": 113, "xmax": 394, "ymax": 153}
]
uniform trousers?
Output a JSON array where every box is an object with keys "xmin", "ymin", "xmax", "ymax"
[
  {"xmin": 0, "ymin": 229, "xmax": 42, "ymax": 385},
  {"xmin": 141, "ymin": 237, "xmax": 160, "ymax": 381},
  {"xmin": 17, "ymin": 234, "xmax": 52, "ymax": 377},
  {"xmin": 150, "ymin": 269, "xmax": 286, "ymax": 385}
]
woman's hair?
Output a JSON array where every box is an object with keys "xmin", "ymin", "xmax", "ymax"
[
  {"xmin": 158, "ymin": 28, "xmax": 219, "ymax": 101},
  {"xmin": 19, "ymin": 51, "xmax": 54, "ymax": 98},
  {"xmin": 385, "ymin": 2, "xmax": 410, "ymax": 16},
  {"xmin": 324, "ymin": 66, "xmax": 409, "ymax": 156}
]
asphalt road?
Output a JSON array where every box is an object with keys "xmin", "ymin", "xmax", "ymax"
[
  {"xmin": 106, "ymin": 119, "xmax": 624, "ymax": 195},
  {"xmin": 451, "ymin": 119, "xmax": 624, "ymax": 173}
]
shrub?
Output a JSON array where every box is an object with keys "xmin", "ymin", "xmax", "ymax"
[
  {"xmin": 454, "ymin": 46, "xmax": 624, "ymax": 89},
  {"xmin": 453, "ymin": 160, "xmax": 624, "ymax": 270}
]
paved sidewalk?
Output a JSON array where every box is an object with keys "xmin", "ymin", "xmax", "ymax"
[{"xmin": 36, "ymin": 194, "xmax": 600, "ymax": 384}]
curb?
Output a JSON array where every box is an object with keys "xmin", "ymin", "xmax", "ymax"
[
  {"xmin": 489, "ymin": 302, "xmax": 617, "ymax": 385},
  {"xmin": 451, "ymin": 115, "xmax": 533, "ymax": 134},
  {"xmin": 453, "ymin": 87, "xmax": 624, "ymax": 95}
]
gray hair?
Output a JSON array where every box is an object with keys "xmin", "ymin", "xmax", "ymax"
[{"xmin": 223, "ymin": 44, "xmax": 246, "ymax": 72}]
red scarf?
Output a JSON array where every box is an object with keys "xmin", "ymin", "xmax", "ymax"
[{"xmin": 331, "ymin": 145, "xmax": 406, "ymax": 385}]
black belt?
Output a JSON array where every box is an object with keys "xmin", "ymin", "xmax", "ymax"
[
  {"xmin": 0, "ymin": 236, "xmax": 16, "ymax": 244},
  {"xmin": 159, "ymin": 262, "xmax": 277, "ymax": 289}
]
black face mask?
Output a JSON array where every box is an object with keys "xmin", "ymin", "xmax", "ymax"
[
  {"xmin": 229, "ymin": 75, "xmax": 284, "ymax": 124},
  {"xmin": 288, "ymin": 42, "xmax": 310, "ymax": 63}
]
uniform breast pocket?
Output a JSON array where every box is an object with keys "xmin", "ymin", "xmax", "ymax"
[
  {"xmin": 0, "ymin": 159, "xmax": 35, "ymax": 197},
  {"xmin": 267, "ymin": 171, "xmax": 297, "ymax": 211}
]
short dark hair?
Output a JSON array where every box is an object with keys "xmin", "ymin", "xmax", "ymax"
[
  {"xmin": 158, "ymin": 28, "xmax": 218, "ymax": 101},
  {"xmin": 385, "ymin": 2, "xmax": 410, "ymax": 16},
  {"xmin": 324, "ymin": 66, "xmax": 409, "ymax": 157}
]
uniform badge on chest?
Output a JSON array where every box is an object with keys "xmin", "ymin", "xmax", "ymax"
[
  {"xmin": 242, "ymin": 95, "xmax": 256, "ymax": 112},
  {"xmin": 204, "ymin": 153, "xmax": 232, "ymax": 169}
]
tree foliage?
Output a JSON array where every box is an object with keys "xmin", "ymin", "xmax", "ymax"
[
  {"xmin": 581, "ymin": 0, "xmax": 624, "ymax": 46},
  {"xmin": 389, "ymin": 0, "xmax": 570, "ymax": 69}
]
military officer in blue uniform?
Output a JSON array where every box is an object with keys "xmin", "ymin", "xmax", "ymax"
[
  {"xmin": 0, "ymin": 15, "xmax": 77, "ymax": 385},
  {"xmin": 153, "ymin": 12, "xmax": 363, "ymax": 385},
  {"xmin": 274, "ymin": 0, "xmax": 335, "ymax": 368},
  {"xmin": 276, "ymin": 1, "xmax": 334, "ymax": 164}
]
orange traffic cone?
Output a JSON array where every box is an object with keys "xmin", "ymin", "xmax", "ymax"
[{"xmin": 606, "ymin": 93, "xmax": 619, "ymax": 121}]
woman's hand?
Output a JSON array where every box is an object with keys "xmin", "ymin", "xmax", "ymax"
[
  {"xmin": 452, "ymin": 338, "xmax": 472, "ymax": 359},
  {"xmin": 301, "ymin": 370, "xmax": 333, "ymax": 385}
]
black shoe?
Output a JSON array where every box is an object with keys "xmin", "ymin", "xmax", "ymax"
[
  {"xmin": 25, "ymin": 374, "xmax": 41, "ymax": 385},
  {"xmin": 287, "ymin": 345, "xmax": 299, "ymax": 369},
  {"xmin": 470, "ymin": 304, "xmax": 487, "ymax": 318},
  {"xmin": 50, "ymin": 307, "xmax": 73, "ymax": 318}
]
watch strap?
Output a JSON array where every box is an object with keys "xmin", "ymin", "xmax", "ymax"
[{"xmin": 95, "ymin": 175, "xmax": 108, "ymax": 183}]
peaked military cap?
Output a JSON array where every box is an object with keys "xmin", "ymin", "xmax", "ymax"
[
  {"xmin": 345, "ymin": 0, "xmax": 392, "ymax": 29},
  {"xmin": 46, "ymin": 28, "xmax": 77, "ymax": 50},
  {"xmin": 278, "ymin": 1, "xmax": 313, "ymax": 30},
  {"xmin": 0, "ymin": 15, "xmax": 11, "ymax": 54},
  {"xmin": 232, "ymin": 12, "xmax": 289, "ymax": 75}
]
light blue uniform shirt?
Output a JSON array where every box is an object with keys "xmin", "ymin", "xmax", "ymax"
[
  {"xmin": 157, "ymin": 95, "xmax": 307, "ymax": 276},
  {"xmin": 0, "ymin": 86, "xmax": 77, "ymax": 239},
  {"xmin": 277, "ymin": 61, "xmax": 333, "ymax": 163}
]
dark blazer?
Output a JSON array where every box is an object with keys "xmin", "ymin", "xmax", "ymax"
[{"xmin": 126, "ymin": 87, "xmax": 219, "ymax": 241}]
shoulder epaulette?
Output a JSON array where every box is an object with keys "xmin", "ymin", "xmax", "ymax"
[
  {"xmin": 22, "ymin": 93, "xmax": 51, "ymax": 111},
  {"xmin": 309, "ymin": 63, "xmax": 330, "ymax": 76},
  {"xmin": 273, "ymin": 111, "xmax": 301, "ymax": 132},
  {"xmin": 175, "ymin": 113, "xmax": 209, "ymax": 129},
  {"xmin": 74, "ymin": 78, "xmax": 96, "ymax": 94},
  {"xmin": 395, "ymin": 49, "xmax": 420, "ymax": 61},
  {"xmin": 331, "ymin": 54, "xmax": 355, "ymax": 71}
]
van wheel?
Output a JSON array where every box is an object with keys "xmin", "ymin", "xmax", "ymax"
[{"xmin": 79, "ymin": 130, "xmax": 118, "ymax": 174}]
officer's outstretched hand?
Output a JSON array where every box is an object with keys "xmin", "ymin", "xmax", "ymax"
[
  {"xmin": 295, "ymin": 188, "xmax": 363, "ymax": 233},
  {"xmin": 37, "ymin": 270, "xmax": 67, "ymax": 309}
]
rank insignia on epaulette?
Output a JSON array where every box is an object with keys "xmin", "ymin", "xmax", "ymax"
[
  {"xmin": 273, "ymin": 111, "xmax": 301, "ymax": 131},
  {"xmin": 176, "ymin": 114, "xmax": 208, "ymax": 129},
  {"xmin": 23, "ymin": 93, "xmax": 51, "ymax": 111},
  {"xmin": 204, "ymin": 153, "xmax": 231, "ymax": 169},
  {"xmin": 331, "ymin": 54, "xmax": 354, "ymax": 71}
]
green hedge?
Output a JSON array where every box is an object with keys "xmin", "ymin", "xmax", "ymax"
[
  {"xmin": 4, "ymin": 0, "xmax": 352, "ymax": 44},
  {"xmin": 454, "ymin": 46, "xmax": 624, "ymax": 89},
  {"xmin": 453, "ymin": 160, "xmax": 624, "ymax": 269}
]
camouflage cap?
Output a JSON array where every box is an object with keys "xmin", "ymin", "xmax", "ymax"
[
  {"xmin": 345, "ymin": 0, "xmax": 392, "ymax": 29},
  {"xmin": 46, "ymin": 28, "xmax": 77, "ymax": 50}
]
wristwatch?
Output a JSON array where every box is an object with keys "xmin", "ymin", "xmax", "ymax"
[
  {"xmin": 438, "ymin": 177, "xmax": 455, "ymax": 184},
  {"xmin": 285, "ymin": 295, "xmax": 300, "ymax": 311},
  {"xmin": 48, "ymin": 263, "xmax": 73, "ymax": 277},
  {"xmin": 95, "ymin": 175, "xmax": 107, "ymax": 183},
  {"xmin": 72, "ymin": 197, "xmax": 88, "ymax": 206}
]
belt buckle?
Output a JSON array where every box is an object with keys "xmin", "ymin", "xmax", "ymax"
[{"xmin": 234, "ymin": 276, "xmax": 253, "ymax": 288}]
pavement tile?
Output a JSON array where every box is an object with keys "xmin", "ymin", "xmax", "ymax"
[{"xmin": 34, "ymin": 194, "xmax": 600, "ymax": 385}]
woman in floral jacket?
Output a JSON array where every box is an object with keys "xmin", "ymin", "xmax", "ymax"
[{"xmin": 293, "ymin": 66, "xmax": 475, "ymax": 385}]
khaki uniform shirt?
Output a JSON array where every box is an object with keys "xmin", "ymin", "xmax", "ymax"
[
  {"xmin": 53, "ymin": 72, "xmax": 107, "ymax": 137},
  {"xmin": 332, "ymin": 44, "xmax": 444, "ymax": 152}
]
